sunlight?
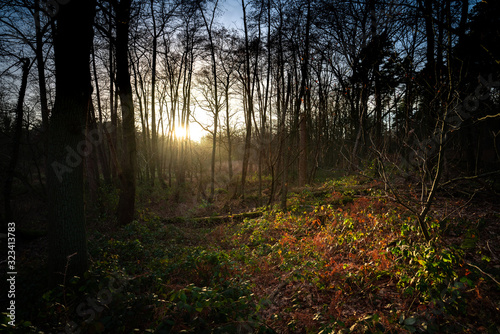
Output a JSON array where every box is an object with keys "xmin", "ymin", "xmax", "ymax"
[
  {"xmin": 174, "ymin": 126, "xmax": 188, "ymax": 140},
  {"xmin": 173, "ymin": 123, "xmax": 205, "ymax": 142}
]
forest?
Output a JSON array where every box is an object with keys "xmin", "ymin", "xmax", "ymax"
[{"xmin": 0, "ymin": 0, "xmax": 499, "ymax": 332}]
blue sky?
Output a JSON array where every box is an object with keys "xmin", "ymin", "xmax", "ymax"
[{"xmin": 220, "ymin": 0, "xmax": 243, "ymax": 30}]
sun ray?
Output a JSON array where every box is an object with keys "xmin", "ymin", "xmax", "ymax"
[{"xmin": 174, "ymin": 126, "xmax": 188, "ymax": 140}]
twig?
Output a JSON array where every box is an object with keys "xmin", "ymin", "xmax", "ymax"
[
  {"xmin": 466, "ymin": 262, "xmax": 500, "ymax": 287},
  {"xmin": 373, "ymin": 148, "xmax": 417, "ymax": 216},
  {"xmin": 486, "ymin": 241, "xmax": 498, "ymax": 261},
  {"xmin": 440, "ymin": 170, "xmax": 500, "ymax": 188},
  {"xmin": 477, "ymin": 113, "xmax": 500, "ymax": 121},
  {"xmin": 62, "ymin": 252, "xmax": 78, "ymax": 310},
  {"xmin": 439, "ymin": 192, "xmax": 475, "ymax": 225}
]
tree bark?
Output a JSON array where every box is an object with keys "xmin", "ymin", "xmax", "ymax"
[
  {"xmin": 298, "ymin": 2, "xmax": 311, "ymax": 187},
  {"xmin": 108, "ymin": 4, "xmax": 117, "ymax": 181},
  {"xmin": 240, "ymin": 0, "xmax": 254, "ymax": 198},
  {"xmin": 115, "ymin": 0, "xmax": 137, "ymax": 226},
  {"xmin": 47, "ymin": 0, "xmax": 95, "ymax": 283}
]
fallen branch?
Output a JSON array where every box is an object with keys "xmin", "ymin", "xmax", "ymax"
[
  {"xmin": 466, "ymin": 262, "xmax": 500, "ymax": 287},
  {"xmin": 440, "ymin": 170, "xmax": 500, "ymax": 188},
  {"xmin": 163, "ymin": 211, "xmax": 263, "ymax": 226}
]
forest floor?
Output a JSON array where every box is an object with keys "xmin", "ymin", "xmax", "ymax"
[{"xmin": 2, "ymin": 173, "xmax": 500, "ymax": 333}]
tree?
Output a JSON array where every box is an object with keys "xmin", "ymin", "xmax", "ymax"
[
  {"xmin": 297, "ymin": 1, "xmax": 311, "ymax": 186},
  {"xmin": 33, "ymin": 0, "xmax": 51, "ymax": 135},
  {"xmin": 150, "ymin": 0, "xmax": 159, "ymax": 184},
  {"xmin": 148, "ymin": 0, "xmax": 173, "ymax": 185},
  {"xmin": 239, "ymin": 0, "xmax": 255, "ymax": 198},
  {"xmin": 216, "ymin": 28, "xmax": 240, "ymax": 187},
  {"xmin": 113, "ymin": 0, "xmax": 137, "ymax": 226},
  {"xmin": 0, "ymin": 0, "xmax": 51, "ymax": 135},
  {"xmin": 4, "ymin": 58, "xmax": 31, "ymax": 225},
  {"xmin": 47, "ymin": 0, "xmax": 96, "ymax": 283},
  {"xmin": 454, "ymin": 0, "xmax": 500, "ymax": 172},
  {"xmin": 199, "ymin": 0, "xmax": 221, "ymax": 202}
]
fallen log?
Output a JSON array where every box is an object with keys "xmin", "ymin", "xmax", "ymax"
[{"xmin": 162, "ymin": 211, "xmax": 263, "ymax": 226}]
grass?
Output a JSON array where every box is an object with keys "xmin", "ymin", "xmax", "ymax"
[{"xmin": 2, "ymin": 175, "xmax": 499, "ymax": 333}]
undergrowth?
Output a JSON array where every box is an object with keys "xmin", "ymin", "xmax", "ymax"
[{"xmin": 2, "ymin": 176, "xmax": 499, "ymax": 333}]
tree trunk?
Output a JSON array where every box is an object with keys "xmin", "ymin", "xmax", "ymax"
[
  {"xmin": 109, "ymin": 11, "xmax": 118, "ymax": 181},
  {"xmin": 298, "ymin": 2, "xmax": 311, "ymax": 187},
  {"xmin": 225, "ymin": 78, "xmax": 233, "ymax": 183},
  {"xmin": 199, "ymin": 1, "xmax": 220, "ymax": 202},
  {"xmin": 369, "ymin": 0, "xmax": 382, "ymax": 144},
  {"xmin": 240, "ymin": 0, "xmax": 253, "ymax": 198},
  {"xmin": 298, "ymin": 112, "xmax": 308, "ymax": 186},
  {"xmin": 130, "ymin": 51, "xmax": 149, "ymax": 183},
  {"xmin": 92, "ymin": 43, "xmax": 112, "ymax": 184},
  {"xmin": 47, "ymin": 0, "xmax": 95, "ymax": 284},
  {"xmin": 150, "ymin": 0, "xmax": 158, "ymax": 185},
  {"xmin": 422, "ymin": 0, "xmax": 436, "ymax": 133},
  {"xmin": 115, "ymin": 0, "xmax": 137, "ymax": 226},
  {"xmin": 4, "ymin": 58, "xmax": 30, "ymax": 224},
  {"xmin": 34, "ymin": 0, "xmax": 49, "ymax": 136}
]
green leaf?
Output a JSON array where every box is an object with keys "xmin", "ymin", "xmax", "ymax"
[
  {"xmin": 404, "ymin": 317, "xmax": 416, "ymax": 326},
  {"xmin": 406, "ymin": 325, "xmax": 417, "ymax": 333}
]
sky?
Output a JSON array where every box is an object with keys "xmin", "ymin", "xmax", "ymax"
[
  {"xmin": 184, "ymin": 0, "xmax": 243, "ymax": 142},
  {"xmin": 220, "ymin": 0, "xmax": 243, "ymax": 30}
]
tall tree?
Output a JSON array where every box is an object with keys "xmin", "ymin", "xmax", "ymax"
[
  {"xmin": 33, "ymin": 0, "xmax": 50, "ymax": 135},
  {"xmin": 196, "ymin": 0, "xmax": 222, "ymax": 201},
  {"xmin": 47, "ymin": 0, "xmax": 96, "ymax": 283},
  {"xmin": 150, "ymin": 0, "xmax": 158, "ymax": 184},
  {"xmin": 239, "ymin": 0, "xmax": 254, "ymax": 198},
  {"xmin": 148, "ymin": 0, "xmax": 171, "ymax": 184},
  {"xmin": 114, "ymin": 0, "xmax": 137, "ymax": 226},
  {"xmin": 4, "ymin": 58, "xmax": 30, "ymax": 225},
  {"xmin": 217, "ymin": 28, "xmax": 240, "ymax": 187},
  {"xmin": 297, "ymin": 1, "xmax": 311, "ymax": 186}
]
